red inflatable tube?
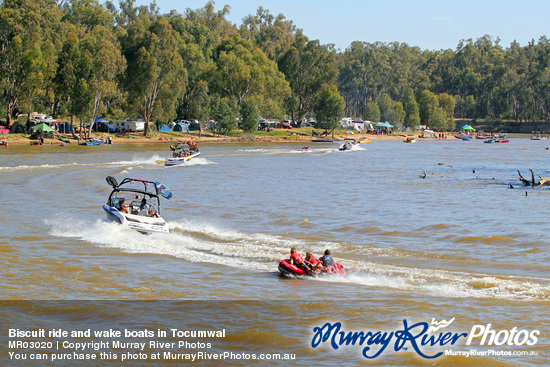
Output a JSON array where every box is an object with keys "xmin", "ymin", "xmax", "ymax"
[{"xmin": 278, "ymin": 259, "xmax": 345, "ymax": 277}]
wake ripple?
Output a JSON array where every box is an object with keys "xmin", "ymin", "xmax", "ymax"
[{"xmin": 46, "ymin": 215, "xmax": 550, "ymax": 302}]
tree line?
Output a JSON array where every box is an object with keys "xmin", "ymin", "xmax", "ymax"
[{"xmin": 1, "ymin": 0, "xmax": 549, "ymax": 136}]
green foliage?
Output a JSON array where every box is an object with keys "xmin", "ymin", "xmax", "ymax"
[
  {"xmin": 378, "ymin": 94, "xmax": 394, "ymax": 122},
  {"xmin": 240, "ymin": 99, "xmax": 260, "ymax": 133},
  {"xmin": 279, "ymin": 31, "xmax": 338, "ymax": 124},
  {"xmin": 364, "ymin": 101, "xmax": 380, "ymax": 122},
  {"xmin": 211, "ymin": 34, "xmax": 290, "ymax": 110},
  {"xmin": 313, "ymin": 84, "xmax": 345, "ymax": 133},
  {"xmin": 418, "ymin": 90, "xmax": 438, "ymax": 125},
  {"xmin": 122, "ymin": 16, "xmax": 185, "ymax": 135},
  {"xmin": 240, "ymin": 7, "xmax": 296, "ymax": 64},
  {"xmin": 389, "ymin": 101, "xmax": 406, "ymax": 128},
  {"xmin": 4, "ymin": 1, "xmax": 550, "ymax": 132},
  {"xmin": 210, "ymin": 97, "xmax": 238, "ymax": 135},
  {"xmin": 438, "ymin": 93, "xmax": 456, "ymax": 130},
  {"xmin": 402, "ymin": 88, "xmax": 420, "ymax": 129}
]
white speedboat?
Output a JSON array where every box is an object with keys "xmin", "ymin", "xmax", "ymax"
[
  {"xmin": 103, "ymin": 176, "xmax": 171, "ymax": 234},
  {"xmin": 165, "ymin": 141, "xmax": 200, "ymax": 166}
]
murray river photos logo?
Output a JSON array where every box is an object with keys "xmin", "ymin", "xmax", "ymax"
[{"xmin": 311, "ymin": 318, "xmax": 540, "ymax": 359}]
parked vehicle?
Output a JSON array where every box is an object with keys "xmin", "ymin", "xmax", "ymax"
[
  {"xmin": 86, "ymin": 122, "xmax": 116, "ymax": 133},
  {"xmin": 113, "ymin": 118, "xmax": 145, "ymax": 132}
]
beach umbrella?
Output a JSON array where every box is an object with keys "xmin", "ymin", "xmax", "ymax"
[
  {"xmin": 462, "ymin": 125, "xmax": 476, "ymax": 131},
  {"xmin": 31, "ymin": 123, "xmax": 54, "ymax": 132}
]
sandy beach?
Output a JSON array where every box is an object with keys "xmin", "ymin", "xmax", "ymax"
[{"xmin": 0, "ymin": 131, "xmax": 409, "ymax": 145}]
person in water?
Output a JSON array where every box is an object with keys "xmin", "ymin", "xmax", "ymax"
[
  {"xmin": 289, "ymin": 247, "xmax": 315, "ymax": 274},
  {"xmin": 320, "ymin": 249, "xmax": 336, "ymax": 273}
]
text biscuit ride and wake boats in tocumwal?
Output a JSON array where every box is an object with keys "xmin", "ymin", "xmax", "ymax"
[
  {"xmin": 165, "ymin": 141, "xmax": 200, "ymax": 166},
  {"xmin": 103, "ymin": 176, "xmax": 172, "ymax": 234}
]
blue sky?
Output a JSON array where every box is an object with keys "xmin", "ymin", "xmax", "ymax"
[{"xmin": 135, "ymin": 0, "xmax": 550, "ymax": 51}]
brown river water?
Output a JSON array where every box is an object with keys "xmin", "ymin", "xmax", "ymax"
[{"xmin": 0, "ymin": 138, "xmax": 548, "ymax": 366}]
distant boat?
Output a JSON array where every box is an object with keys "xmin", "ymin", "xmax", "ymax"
[
  {"xmin": 79, "ymin": 137, "xmax": 104, "ymax": 146},
  {"xmin": 165, "ymin": 141, "xmax": 200, "ymax": 166},
  {"xmin": 531, "ymin": 131, "xmax": 547, "ymax": 140},
  {"xmin": 311, "ymin": 139, "xmax": 334, "ymax": 142},
  {"xmin": 403, "ymin": 136, "xmax": 417, "ymax": 143}
]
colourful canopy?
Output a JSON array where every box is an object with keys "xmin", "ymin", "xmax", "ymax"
[{"xmin": 31, "ymin": 123, "xmax": 54, "ymax": 132}]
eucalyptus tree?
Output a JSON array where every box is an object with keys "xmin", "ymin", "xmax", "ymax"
[
  {"xmin": 389, "ymin": 101, "xmax": 406, "ymax": 129},
  {"xmin": 364, "ymin": 101, "xmax": 380, "ymax": 122},
  {"xmin": 122, "ymin": 16, "xmax": 185, "ymax": 136},
  {"xmin": 338, "ymin": 41, "xmax": 426, "ymax": 118},
  {"xmin": 240, "ymin": 99, "xmax": 260, "ymax": 133},
  {"xmin": 60, "ymin": 0, "xmax": 126, "ymax": 135},
  {"xmin": 378, "ymin": 93, "xmax": 394, "ymax": 121},
  {"xmin": 210, "ymin": 96, "xmax": 238, "ymax": 135},
  {"xmin": 313, "ymin": 84, "xmax": 345, "ymax": 135},
  {"xmin": 54, "ymin": 33, "xmax": 95, "ymax": 135},
  {"xmin": 279, "ymin": 31, "xmax": 338, "ymax": 125},
  {"xmin": 167, "ymin": 14, "xmax": 215, "ymax": 122},
  {"xmin": 0, "ymin": 0, "xmax": 61, "ymax": 126},
  {"xmin": 184, "ymin": 1, "xmax": 235, "ymax": 39},
  {"xmin": 401, "ymin": 87, "xmax": 420, "ymax": 129},
  {"xmin": 210, "ymin": 34, "xmax": 290, "ymax": 117},
  {"xmin": 240, "ymin": 7, "xmax": 296, "ymax": 64},
  {"xmin": 437, "ymin": 93, "xmax": 456, "ymax": 131},
  {"xmin": 56, "ymin": 0, "xmax": 126, "ymax": 136}
]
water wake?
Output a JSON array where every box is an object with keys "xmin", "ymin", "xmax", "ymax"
[{"xmin": 46, "ymin": 215, "xmax": 550, "ymax": 302}]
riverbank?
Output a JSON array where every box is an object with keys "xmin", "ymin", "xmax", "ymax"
[{"xmin": 0, "ymin": 130, "xmax": 408, "ymax": 145}]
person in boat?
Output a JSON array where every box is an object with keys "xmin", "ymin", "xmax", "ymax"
[
  {"xmin": 305, "ymin": 252, "xmax": 326, "ymax": 271},
  {"xmin": 289, "ymin": 247, "xmax": 315, "ymax": 274},
  {"xmin": 115, "ymin": 198, "xmax": 129, "ymax": 214},
  {"xmin": 116, "ymin": 198, "xmax": 125, "ymax": 211},
  {"xmin": 139, "ymin": 198, "xmax": 149, "ymax": 212},
  {"xmin": 320, "ymin": 249, "xmax": 336, "ymax": 273},
  {"xmin": 148, "ymin": 208, "xmax": 159, "ymax": 218}
]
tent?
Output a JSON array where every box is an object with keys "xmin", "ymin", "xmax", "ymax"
[
  {"xmin": 10, "ymin": 122, "xmax": 26, "ymax": 134},
  {"xmin": 94, "ymin": 116, "xmax": 109, "ymax": 123},
  {"xmin": 159, "ymin": 124, "xmax": 171, "ymax": 132},
  {"xmin": 31, "ymin": 123, "xmax": 54, "ymax": 132},
  {"xmin": 352, "ymin": 118, "xmax": 374, "ymax": 131},
  {"xmin": 375, "ymin": 122, "xmax": 393, "ymax": 128},
  {"xmin": 461, "ymin": 125, "xmax": 476, "ymax": 131},
  {"xmin": 173, "ymin": 122, "xmax": 189, "ymax": 132},
  {"xmin": 55, "ymin": 122, "xmax": 75, "ymax": 134}
]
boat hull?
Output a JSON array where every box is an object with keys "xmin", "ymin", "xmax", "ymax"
[
  {"xmin": 103, "ymin": 204, "xmax": 169, "ymax": 234},
  {"xmin": 165, "ymin": 151, "xmax": 200, "ymax": 166}
]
